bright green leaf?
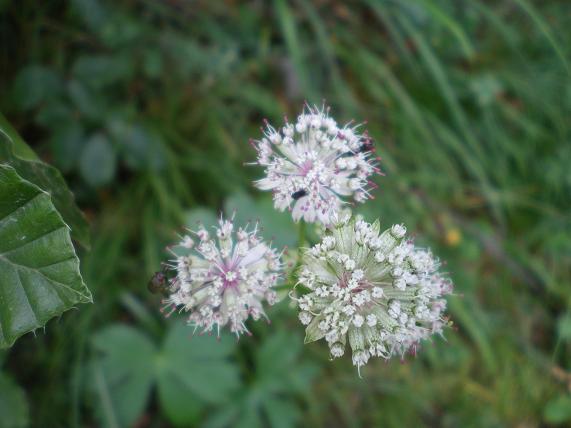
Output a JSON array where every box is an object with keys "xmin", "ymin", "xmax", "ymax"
[{"xmin": 0, "ymin": 165, "xmax": 91, "ymax": 349}]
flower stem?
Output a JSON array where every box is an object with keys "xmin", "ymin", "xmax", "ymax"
[
  {"xmin": 297, "ymin": 221, "xmax": 307, "ymax": 248},
  {"xmin": 289, "ymin": 221, "xmax": 307, "ymax": 283}
]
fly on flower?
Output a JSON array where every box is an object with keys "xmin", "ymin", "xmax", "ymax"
[
  {"xmin": 162, "ymin": 214, "xmax": 283, "ymax": 337},
  {"xmin": 294, "ymin": 216, "xmax": 452, "ymax": 374},
  {"xmin": 148, "ymin": 267, "xmax": 171, "ymax": 296},
  {"xmin": 251, "ymin": 104, "xmax": 381, "ymax": 225}
]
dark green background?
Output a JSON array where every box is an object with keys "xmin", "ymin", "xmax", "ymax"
[{"xmin": 1, "ymin": 0, "xmax": 570, "ymax": 426}]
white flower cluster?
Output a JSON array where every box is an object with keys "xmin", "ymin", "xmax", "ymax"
[
  {"xmin": 163, "ymin": 216, "xmax": 282, "ymax": 337},
  {"xmin": 295, "ymin": 217, "xmax": 452, "ymax": 372},
  {"xmin": 252, "ymin": 104, "xmax": 380, "ymax": 225},
  {"xmin": 158, "ymin": 103, "xmax": 453, "ymax": 374}
]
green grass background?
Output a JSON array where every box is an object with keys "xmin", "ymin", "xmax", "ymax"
[{"xmin": 1, "ymin": 0, "xmax": 570, "ymax": 426}]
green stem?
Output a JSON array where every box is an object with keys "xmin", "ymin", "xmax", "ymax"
[
  {"xmin": 297, "ymin": 220, "xmax": 307, "ymax": 248},
  {"xmin": 286, "ymin": 221, "xmax": 307, "ymax": 287}
]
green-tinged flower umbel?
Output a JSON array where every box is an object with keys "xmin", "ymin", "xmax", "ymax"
[{"xmin": 294, "ymin": 216, "xmax": 452, "ymax": 372}]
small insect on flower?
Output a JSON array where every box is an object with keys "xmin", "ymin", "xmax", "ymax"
[
  {"xmin": 294, "ymin": 216, "xmax": 453, "ymax": 374},
  {"xmin": 161, "ymin": 215, "xmax": 283, "ymax": 337},
  {"xmin": 148, "ymin": 267, "xmax": 171, "ymax": 296},
  {"xmin": 251, "ymin": 104, "xmax": 381, "ymax": 225}
]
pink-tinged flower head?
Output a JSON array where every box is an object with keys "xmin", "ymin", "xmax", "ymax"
[
  {"xmin": 163, "ymin": 215, "xmax": 283, "ymax": 337},
  {"xmin": 252, "ymin": 104, "xmax": 381, "ymax": 225}
]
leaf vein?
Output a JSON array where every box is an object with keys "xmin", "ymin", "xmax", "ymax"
[
  {"xmin": 0, "ymin": 192, "xmax": 45, "ymax": 228},
  {"xmin": 0, "ymin": 226, "xmax": 69, "ymax": 257},
  {"xmin": 15, "ymin": 268, "xmax": 39, "ymax": 326},
  {"xmin": 0, "ymin": 255, "xmax": 90, "ymax": 302}
]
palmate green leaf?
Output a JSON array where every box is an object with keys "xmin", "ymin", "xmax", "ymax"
[
  {"xmin": 0, "ymin": 165, "xmax": 91, "ymax": 349},
  {"xmin": 91, "ymin": 321, "xmax": 240, "ymax": 428},
  {"xmin": 159, "ymin": 322, "xmax": 240, "ymax": 403},
  {"xmin": 0, "ymin": 114, "xmax": 90, "ymax": 248},
  {"xmin": 91, "ymin": 325, "xmax": 157, "ymax": 427},
  {"xmin": 205, "ymin": 330, "xmax": 318, "ymax": 428},
  {"xmin": 157, "ymin": 322, "xmax": 240, "ymax": 427}
]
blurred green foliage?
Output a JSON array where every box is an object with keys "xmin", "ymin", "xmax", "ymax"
[
  {"xmin": 1, "ymin": 0, "xmax": 570, "ymax": 426},
  {"xmin": 0, "ymin": 371, "xmax": 29, "ymax": 428}
]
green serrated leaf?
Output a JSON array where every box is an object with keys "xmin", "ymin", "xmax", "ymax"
[
  {"xmin": 0, "ymin": 372, "xmax": 29, "ymax": 428},
  {"xmin": 0, "ymin": 165, "xmax": 91, "ymax": 349},
  {"xmin": 0, "ymin": 116, "xmax": 90, "ymax": 248}
]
